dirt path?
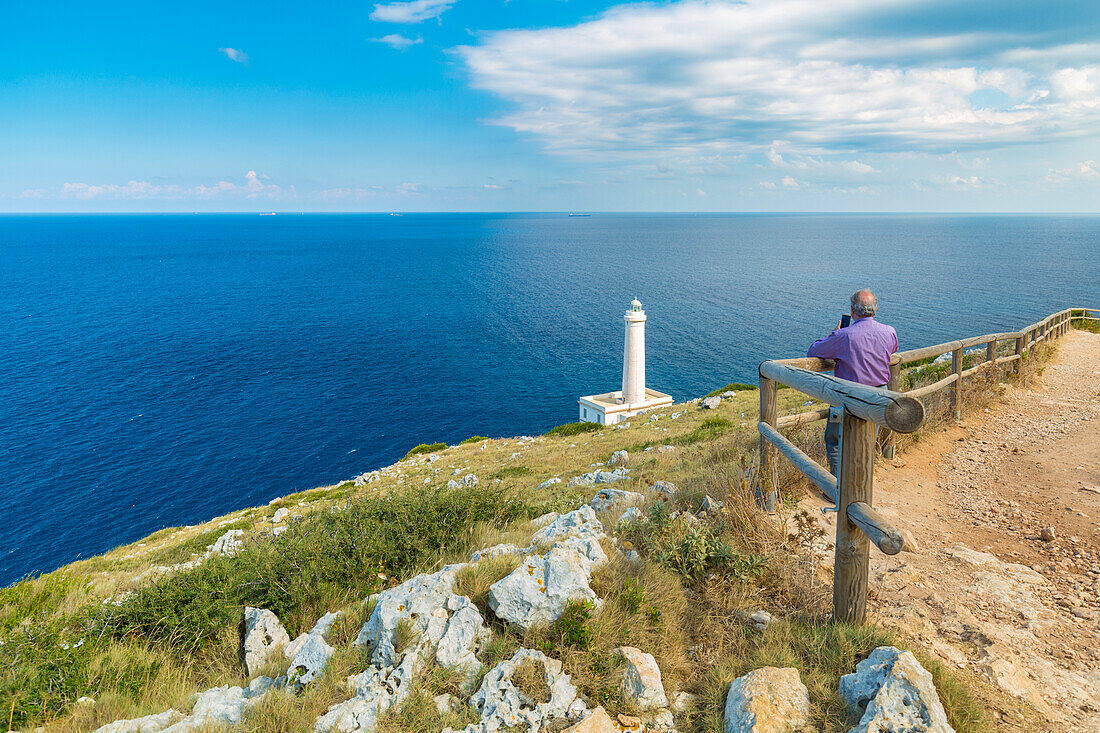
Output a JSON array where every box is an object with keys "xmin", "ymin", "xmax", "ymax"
[{"xmin": 804, "ymin": 330, "xmax": 1100, "ymax": 731}]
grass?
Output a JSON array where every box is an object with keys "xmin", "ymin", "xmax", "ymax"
[
  {"xmin": 704, "ymin": 383, "xmax": 758, "ymax": 398},
  {"xmin": 461, "ymin": 436, "xmax": 490, "ymax": 444},
  {"xmin": 405, "ymin": 442, "xmax": 447, "ymax": 459},
  {"xmin": 490, "ymin": 465, "xmax": 533, "ymax": 479},
  {"xmin": 546, "ymin": 421, "xmax": 602, "ymax": 437},
  {"xmin": 1071, "ymin": 310, "xmax": 1100, "ymax": 334},
  {"xmin": 4, "ymin": 359, "xmax": 1036, "ymax": 731}
]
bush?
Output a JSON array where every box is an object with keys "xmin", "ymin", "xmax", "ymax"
[
  {"xmin": 704, "ymin": 383, "xmax": 758, "ymax": 398},
  {"xmin": 461, "ymin": 436, "xmax": 489, "ymax": 444},
  {"xmin": 101, "ymin": 484, "xmax": 544, "ymax": 654},
  {"xmin": 672, "ymin": 418, "xmax": 735, "ymax": 446},
  {"xmin": 546, "ymin": 421, "xmax": 602, "ymax": 437},
  {"xmin": 552, "ymin": 600, "xmax": 594, "ymax": 650},
  {"xmin": 405, "ymin": 442, "xmax": 446, "ymax": 459}
]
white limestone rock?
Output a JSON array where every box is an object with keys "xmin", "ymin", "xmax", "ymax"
[
  {"xmin": 450, "ymin": 648, "xmax": 579, "ymax": 733},
  {"xmin": 653, "ymin": 480, "xmax": 677, "ymax": 497},
  {"xmin": 208, "ymin": 529, "xmax": 245, "ymax": 557},
  {"xmin": 838, "ymin": 646, "xmax": 955, "ymax": 733},
  {"xmin": 590, "ymin": 488, "xmax": 645, "ymax": 513},
  {"xmin": 159, "ymin": 676, "xmax": 280, "ymax": 733},
  {"xmin": 93, "ymin": 710, "xmax": 182, "ymax": 733},
  {"xmin": 568, "ymin": 468, "xmax": 632, "ymax": 487},
  {"xmin": 608, "ymin": 450, "xmax": 630, "ymax": 466},
  {"xmin": 287, "ymin": 633, "xmax": 336, "ymax": 691},
  {"xmin": 241, "ymin": 607, "xmax": 291, "ymax": 677},
  {"xmin": 656, "ymin": 445, "xmax": 676, "ymax": 454},
  {"xmin": 314, "ymin": 648, "xmax": 422, "ymax": 732},
  {"xmin": 471, "ymin": 543, "xmax": 524, "ymax": 562},
  {"xmin": 724, "ymin": 667, "xmax": 813, "ymax": 733},
  {"xmin": 355, "ymin": 565, "xmax": 488, "ymax": 679},
  {"xmin": 562, "ymin": 706, "xmax": 618, "ymax": 733},
  {"xmin": 614, "ymin": 647, "xmax": 668, "ymax": 709},
  {"xmin": 532, "ymin": 511, "xmax": 560, "ymax": 527},
  {"xmin": 536, "ymin": 477, "xmax": 562, "ymax": 490},
  {"xmin": 489, "ymin": 536, "xmax": 607, "ymax": 631},
  {"xmin": 618, "ymin": 506, "xmax": 645, "ymax": 525},
  {"xmin": 271, "ymin": 508, "xmax": 289, "ymax": 523},
  {"xmin": 701, "ymin": 396, "xmax": 722, "ymax": 409},
  {"xmin": 530, "ymin": 506, "xmax": 604, "ymax": 546}
]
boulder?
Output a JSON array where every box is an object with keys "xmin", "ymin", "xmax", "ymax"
[
  {"xmin": 701, "ymin": 495, "xmax": 724, "ymax": 515},
  {"xmin": 354, "ymin": 565, "xmax": 488, "ymax": 680},
  {"xmin": 614, "ymin": 647, "xmax": 668, "ymax": 709},
  {"xmin": 618, "ymin": 507, "xmax": 645, "ymax": 524},
  {"xmin": 93, "ymin": 710, "xmax": 182, "ymax": 733},
  {"xmin": 489, "ymin": 536, "xmax": 607, "ymax": 630},
  {"xmin": 536, "ymin": 478, "xmax": 562, "ymax": 490},
  {"xmin": 563, "ymin": 706, "xmax": 618, "ymax": 733},
  {"xmin": 590, "ymin": 488, "xmax": 645, "ymax": 513},
  {"xmin": 287, "ymin": 633, "xmax": 336, "ymax": 691},
  {"xmin": 724, "ymin": 667, "xmax": 812, "ymax": 733},
  {"xmin": 740, "ymin": 610, "xmax": 773, "ymax": 631},
  {"xmin": 314, "ymin": 650, "xmax": 421, "ymax": 732},
  {"xmin": 470, "ymin": 543, "xmax": 524, "ymax": 562},
  {"xmin": 449, "ymin": 648, "xmax": 579, "ymax": 733},
  {"xmin": 653, "ymin": 480, "xmax": 677, "ymax": 497},
  {"xmin": 208, "ymin": 529, "xmax": 245, "ymax": 557},
  {"xmin": 241, "ymin": 607, "xmax": 291, "ymax": 677},
  {"xmin": 530, "ymin": 506, "xmax": 604, "ymax": 546},
  {"xmin": 532, "ymin": 511, "xmax": 560, "ymax": 528},
  {"xmin": 702, "ymin": 396, "xmax": 722, "ymax": 409},
  {"xmin": 608, "ymin": 450, "xmax": 630, "ymax": 466},
  {"xmin": 838, "ymin": 647, "xmax": 955, "ymax": 733},
  {"xmin": 159, "ymin": 677, "xmax": 279, "ymax": 733},
  {"xmin": 568, "ymin": 468, "xmax": 632, "ymax": 487},
  {"xmin": 271, "ymin": 508, "xmax": 289, "ymax": 523},
  {"xmin": 656, "ymin": 445, "xmax": 676, "ymax": 454}
]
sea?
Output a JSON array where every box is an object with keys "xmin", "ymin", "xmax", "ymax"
[{"xmin": 2, "ymin": 213, "xmax": 1097, "ymax": 586}]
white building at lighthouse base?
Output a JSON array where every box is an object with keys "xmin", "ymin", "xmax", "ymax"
[
  {"xmin": 578, "ymin": 298, "xmax": 673, "ymax": 426},
  {"xmin": 578, "ymin": 387, "xmax": 673, "ymax": 426}
]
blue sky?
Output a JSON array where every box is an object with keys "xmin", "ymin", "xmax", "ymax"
[{"xmin": 2, "ymin": 0, "xmax": 1098, "ymax": 212}]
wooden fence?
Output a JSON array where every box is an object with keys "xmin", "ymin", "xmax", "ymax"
[{"xmin": 756, "ymin": 307, "xmax": 1098, "ymax": 623}]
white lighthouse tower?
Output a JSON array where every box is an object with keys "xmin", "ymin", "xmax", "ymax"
[{"xmin": 578, "ymin": 299, "xmax": 673, "ymax": 425}]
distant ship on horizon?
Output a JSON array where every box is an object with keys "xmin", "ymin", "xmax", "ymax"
[{"xmin": 567, "ymin": 213, "xmax": 590, "ymax": 217}]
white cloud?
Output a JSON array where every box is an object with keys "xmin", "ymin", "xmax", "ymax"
[
  {"xmin": 370, "ymin": 0, "xmax": 453, "ymax": 24},
  {"xmin": 781, "ymin": 176, "xmax": 800, "ymax": 190},
  {"xmin": 51, "ymin": 172, "xmax": 291, "ymax": 201},
  {"xmin": 1046, "ymin": 160, "xmax": 1099, "ymax": 184},
  {"xmin": 373, "ymin": 34, "xmax": 423, "ymax": 50},
  {"xmin": 459, "ymin": 0, "xmax": 1100, "ymax": 168},
  {"xmin": 219, "ymin": 47, "xmax": 249, "ymax": 64}
]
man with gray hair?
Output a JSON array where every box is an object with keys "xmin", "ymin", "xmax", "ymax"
[{"xmin": 806, "ymin": 289, "xmax": 898, "ymax": 476}]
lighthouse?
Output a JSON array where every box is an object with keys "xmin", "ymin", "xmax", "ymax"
[{"xmin": 578, "ymin": 299, "xmax": 673, "ymax": 425}]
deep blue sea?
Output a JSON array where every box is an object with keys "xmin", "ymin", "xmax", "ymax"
[{"xmin": 2, "ymin": 213, "xmax": 1098, "ymax": 586}]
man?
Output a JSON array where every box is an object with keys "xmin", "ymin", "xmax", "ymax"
[{"xmin": 806, "ymin": 289, "xmax": 898, "ymax": 476}]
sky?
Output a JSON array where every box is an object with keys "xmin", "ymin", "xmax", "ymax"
[{"xmin": 1, "ymin": 0, "xmax": 1098, "ymax": 212}]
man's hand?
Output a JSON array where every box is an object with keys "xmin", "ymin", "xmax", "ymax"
[{"xmin": 835, "ymin": 319, "xmax": 843, "ymax": 331}]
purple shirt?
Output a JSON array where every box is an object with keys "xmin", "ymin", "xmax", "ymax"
[{"xmin": 806, "ymin": 316, "xmax": 898, "ymax": 386}]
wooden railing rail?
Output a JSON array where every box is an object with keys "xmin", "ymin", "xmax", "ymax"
[{"xmin": 755, "ymin": 306, "xmax": 1096, "ymax": 623}]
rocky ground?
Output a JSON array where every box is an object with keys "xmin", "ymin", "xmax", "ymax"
[{"xmin": 801, "ymin": 330, "xmax": 1100, "ymax": 732}]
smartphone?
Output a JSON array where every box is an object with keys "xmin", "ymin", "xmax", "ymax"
[{"xmin": 840, "ymin": 314, "xmax": 852, "ymax": 328}]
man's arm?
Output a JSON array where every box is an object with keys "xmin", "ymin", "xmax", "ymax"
[{"xmin": 807, "ymin": 329, "xmax": 845, "ymax": 358}]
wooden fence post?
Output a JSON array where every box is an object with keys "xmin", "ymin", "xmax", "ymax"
[
  {"xmin": 833, "ymin": 410, "xmax": 875, "ymax": 623},
  {"xmin": 758, "ymin": 374, "xmax": 778, "ymax": 513},
  {"xmin": 950, "ymin": 345, "xmax": 963, "ymax": 421},
  {"xmin": 1014, "ymin": 334, "xmax": 1024, "ymax": 373},
  {"xmin": 882, "ymin": 358, "xmax": 901, "ymax": 460},
  {"xmin": 986, "ymin": 338, "xmax": 996, "ymax": 363}
]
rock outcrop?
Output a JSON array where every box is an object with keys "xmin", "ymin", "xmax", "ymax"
[
  {"xmin": 615, "ymin": 647, "xmax": 668, "ymax": 710},
  {"xmin": 241, "ymin": 607, "xmax": 291, "ymax": 677},
  {"xmin": 724, "ymin": 667, "xmax": 812, "ymax": 733},
  {"xmin": 838, "ymin": 647, "xmax": 955, "ymax": 733}
]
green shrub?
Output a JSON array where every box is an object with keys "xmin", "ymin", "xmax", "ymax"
[
  {"xmin": 461, "ymin": 436, "xmax": 490, "ymax": 444},
  {"xmin": 404, "ymin": 442, "xmax": 446, "ymax": 459},
  {"xmin": 704, "ymin": 383, "xmax": 758, "ymax": 398},
  {"xmin": 552, "ymin": 600, "xmax": 594, "ymax": 650},
  {"xmin": 546, "ymin": 421, "xmax": 602, "ymax": 437},
  {"xmin": 101, "ymin": 484, "xmax": 543, "ymax": 654},
  {"xmin": 672, "ymin": 418, "xmax": 735, "ymax": 446}
]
